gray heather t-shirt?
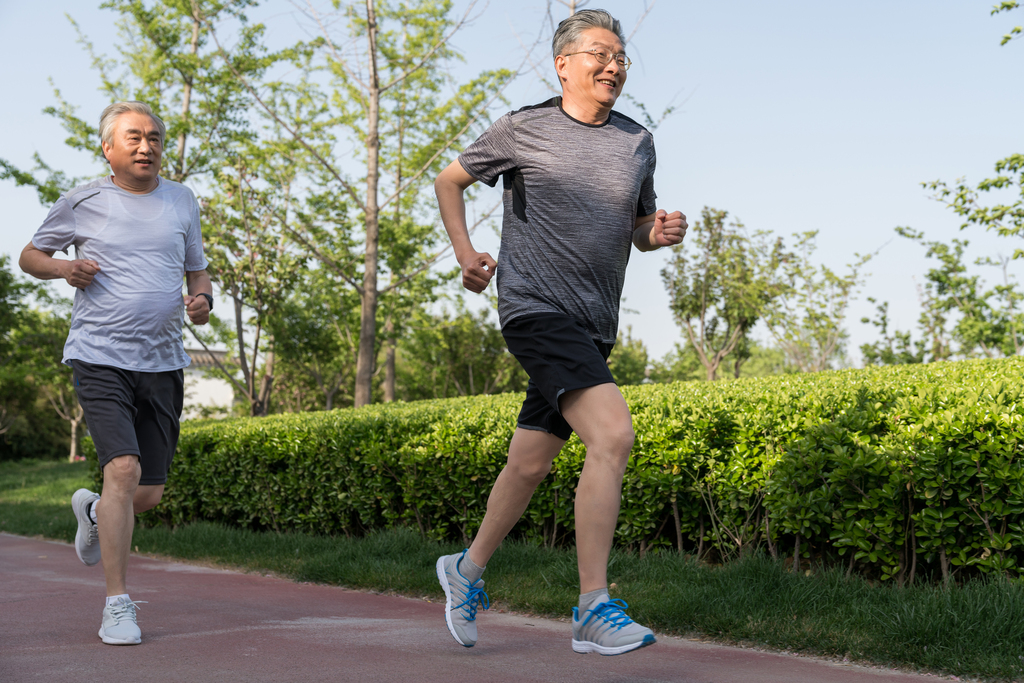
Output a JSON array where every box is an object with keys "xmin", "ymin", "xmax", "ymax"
[
  {"xmin": 459, "ymin": 97, "xmax": 657, "ymax": 344},
  {"xmin": 32, "ymin": 175, "xmax": 209, "ymax": 372}
]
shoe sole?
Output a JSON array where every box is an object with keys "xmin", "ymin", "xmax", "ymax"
[
  {"xmin": 98, "ymin": 626, "xmax": 141, "ymax": 645},
  {"xmin": 435, "ymin": 556, "xmax": 473, "ymax": 647},
  {"xmin": 571, "ymin": 634, "xmax": 656, "ymax": 655},
  {"xmin": 71, "ymin": 489, "xmax": 100, "ymax": 567}
]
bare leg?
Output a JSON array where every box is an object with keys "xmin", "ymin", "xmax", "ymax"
[
  {"xmin": 133, "ymin": 484, "xmax": 164, "ymax": 514},
  {"xmin": 561, "ymin": 383, "xmax": 634, "ymax": 594},
  {"xmin": 467, "ymin": 427, "xmax": 566, "ymax": 568},
  {"xmin": 97, "ymin": 455, "xmax": 141, "ymax": 597}
]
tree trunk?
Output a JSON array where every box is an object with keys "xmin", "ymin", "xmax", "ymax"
[
  {"xmin": 175, "ymin": 4, "xmax": 201, "ymax": 180},
  {"xmin": 67, "ymin": 405, "xmax": 83, "ymax": 463},
  {"xmin": 384, "ymin": 337, "xmax": 396, "ymax": 402},
  {"xmin": 354, "ymin": 0, "xmax": 382, "ymax": 408}
]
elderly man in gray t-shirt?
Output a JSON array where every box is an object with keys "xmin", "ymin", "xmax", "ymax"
[
  {"xmin": 20, "ymin": 101, "xmax": 212, "ymax": 646},
  {"xmin": 434, "ymin": 10, "xmax": 688, "ymax": 656}
]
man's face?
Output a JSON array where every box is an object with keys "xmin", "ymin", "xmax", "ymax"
[
  {"xmin": 557, "ymin": 27, "xmax": 627, "ymax": 110},
  {"xmin": 101, "ymin": 111, "xmax": 163, "ymax": 190}
]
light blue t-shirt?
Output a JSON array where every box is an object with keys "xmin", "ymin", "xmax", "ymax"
[{"xmin": 32, "ymin": 175, "xmax": 209, "ymax": 372}]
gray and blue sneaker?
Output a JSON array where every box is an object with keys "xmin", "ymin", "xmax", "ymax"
[
  {"xmin": 72, "ymin": 489, "xmax": 101, "ymax": 566},
  {"xmin": 436, "ymin": 550, "xmax": 489, "ymax": 647},
  {"xmin": 98, "ymin": 598, "xmax": 145, "ymax": 645},
  {"xmin": 572, "ymin": 598, "xmax": 656, "ymax": 655}
]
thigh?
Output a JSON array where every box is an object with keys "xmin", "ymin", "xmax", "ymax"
[
  {"xmin": 503, "ymin": 313, "xmax": 615, "ymax": 439},
  {"xmin": 132, "ymin": 369, "xmax": 184, "ymax": 486},
  {"xmin": 72, "ymin": 360, "xmax": 141, "ymax": 468}
]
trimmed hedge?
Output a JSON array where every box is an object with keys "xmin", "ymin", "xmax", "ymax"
[{"xmin": 97, "ymin": 358, "xmax": 1024, "ymax": 584}]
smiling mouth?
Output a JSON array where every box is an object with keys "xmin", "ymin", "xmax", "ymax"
[{"xmin": 597, "ymin": 78, "xmax": 618, "ymax": 89}]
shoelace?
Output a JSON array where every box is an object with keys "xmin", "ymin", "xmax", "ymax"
[
  {"xmin": 86, "ymin": 522, "xmax": 98, "ymax": 546},
  {"xmin": 454, "ymin": 582, "xmax": 489, "ymax": 620},
  {"xmin": 107, "ymin": 600, "xmax": 148, "ymax": 623},
  {"xmin": 583, "ymin": 599, "xmax": 634, "ymax": 632}
]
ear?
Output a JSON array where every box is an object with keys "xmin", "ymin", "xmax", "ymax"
[
  {"xmin": 100, "ymin": 140, "xmax": 112, "ymax": 163},
  {"xmin": 554, "ymin": 54, "xmax": 569, "ymax": 83}
]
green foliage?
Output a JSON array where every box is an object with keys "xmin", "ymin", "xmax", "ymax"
[
  {"xmin": 860, "ymin": 298, "xmax": 927, "ymax": 366},
  {"xmin": 130, "ymin": 357, "xmax": 1024, "ymax": 585},
  {"xmin": 993, "ymin": 1, "xmax": 1022, "ymax": 45},
  {"xmin": 661, "ymin": 207, "xmax": 785, "ymax": 381},
  {"xmin": 896, "ymin": 226, "xmax": 1024, "ymax": 358},
  {"xmin": 607, "ymin": 326, "xmax": 649, "ymax": 386},
  {"xmin": 0, "ymin": 257, "xmax": 74, "ymax": 461},
  {"xmin": 395, "ymin": 298, "xmax": 527, "ymax": 401},
  {"xmin": 764, "ymin": 231, "xmax": 870, "ymax": 372}
]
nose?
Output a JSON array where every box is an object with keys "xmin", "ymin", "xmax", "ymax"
[{"xmin": 138, "ymin": 137, "xmax": 152, "ymax": 154}]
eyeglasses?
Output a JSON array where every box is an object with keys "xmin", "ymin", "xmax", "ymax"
[{"xmin": 563, "ymin": 49, "xmax": 631, "ymax": 71}]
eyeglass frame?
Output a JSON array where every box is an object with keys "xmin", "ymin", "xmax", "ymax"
[{"xmin": 561, "ymin": 48, "xmax": 632, "ymax": 71}]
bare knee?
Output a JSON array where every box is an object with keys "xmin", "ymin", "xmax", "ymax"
[
  {"xmin": 102, "ymin": 455, "xmax": 141, "ymax": 493},
  {"xmin": 590, "ymin": 423, "xmax": 635, "ymax": 470},
  {"xmin": 506, "ymin": 457, "xmax": 552, "ymax": 487}
]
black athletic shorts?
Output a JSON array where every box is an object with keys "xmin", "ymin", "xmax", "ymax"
[
  {"xmin": 71, "ymin": 360, "xmax": 184, "ymax": 486},
  {"xmin": 501, "ymin": 313, "xmax": 615, "ymax": 441}
]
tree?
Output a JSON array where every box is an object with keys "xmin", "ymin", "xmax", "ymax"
[
  {"xmin": 213, "ymin": 0, "xmax": 514, "ymax": 407},
  {"xmin": 396, "ymin": 297, "xmax": 526, "ymax": 401},
  {"xmin": 661, "ymin": 207, "xmax": 785, "ymax": 381},
  {"xmin": 897, "ymin": 227, "xmax": 1023, "ymax": 359},
  {"xmin": 1, "ymin": 0, "xmax": 276, "ymax": 197},
  {"xmin": 859, "ymin": 298, "xmax": 926, "ymax": 366},
  {"xmin": 763, "ymin": 232, "xmax": 870, "ymax": 373}
]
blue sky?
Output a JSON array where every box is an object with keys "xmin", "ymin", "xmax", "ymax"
[{"xmin": 1, "ymin": 1, "xmax": 1021, "ymax": 362}]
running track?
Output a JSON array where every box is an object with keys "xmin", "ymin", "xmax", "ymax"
[{"xmin": 0, "ymin": 533, "xmax": 954, "ymax": 682}]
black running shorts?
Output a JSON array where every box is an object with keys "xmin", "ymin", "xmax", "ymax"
[
  {"xmin": 501, "ymin": 313, "xmax": 615, "ymax": 441},
  {"xmin": 71, "ymin": 360, "xmax": 184, "ymax": 486}
]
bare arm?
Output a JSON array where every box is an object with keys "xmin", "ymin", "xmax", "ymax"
[
  {"xmin": 434, "ymin": 159, "xmax": 495, "ymax": 293},
  {"xmin": 632, "ymin": 210, "xmax": 688, "ymax": 252},
  {"xmin": 184, "ymin": 269, "xmax": 213, "ymax": 325},
  {"xmin": 19, "ymin": 241, "xmax": 100, "ymax": 288}
]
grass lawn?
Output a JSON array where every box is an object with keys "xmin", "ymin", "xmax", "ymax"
[{"xmin": 2, "ymin": 458, "xmax": 1022, "ymax": 681}]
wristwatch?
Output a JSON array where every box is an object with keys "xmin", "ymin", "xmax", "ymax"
[{"xmin": 196, "ymin": 292, "xmax": 214, "ymax": 311}]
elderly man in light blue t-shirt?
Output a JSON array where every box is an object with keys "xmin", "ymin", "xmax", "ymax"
[{"xmin": 20, "ymin": 101, "xmax": 213, "ymax": 646}]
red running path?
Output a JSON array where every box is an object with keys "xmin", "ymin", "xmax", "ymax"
[{"xmin": 0, "ymin": 533, "xmax": 953, "ymax": 683}]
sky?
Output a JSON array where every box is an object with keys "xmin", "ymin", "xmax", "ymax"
[{"xmin": 1, "ymin": 0, "xmax": 1021, "ymax": 363}]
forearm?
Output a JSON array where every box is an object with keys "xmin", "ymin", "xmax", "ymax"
[
  {"xmin": 19, "ymin": 244, "xmax": 67, "ymax": 280},
  {"xmin": 186, "ymin": 270, "xmax": 213, "ymax": 296},
  {"xmin": 435, "ymin": 161, "xmax": 481, "ymax": 265},
  {"xmin": 632, "ymin": 220, "xmax": 658, "ymax": 252}
]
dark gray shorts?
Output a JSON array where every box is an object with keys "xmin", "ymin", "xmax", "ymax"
[
  {"xmin": 501, "ymin": 313, "xmax": 615, "ymax": 441},
  {"xmin": 71, "ymin": 360, "xmax": 184, "ymax": 486}
]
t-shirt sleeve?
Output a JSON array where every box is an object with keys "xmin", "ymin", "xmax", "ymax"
[
  {"xmin": 458, "ymin": 114, "xmax": 517, "ymax": 187},
  {"xmin": 636, "ymin": 137, "xmax": 658, "ymax": 217},
  {"xmin": 183, "ymin": 191, "xmax": 209, "ymax": 272},
  {"xmin": 31, "ymin": 196, "xmax": 77, "ymax": 254}
]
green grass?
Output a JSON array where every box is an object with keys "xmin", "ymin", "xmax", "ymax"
[{"xmin": 3, "ymin": 459, "xmax": 1023, "ymax": 681}]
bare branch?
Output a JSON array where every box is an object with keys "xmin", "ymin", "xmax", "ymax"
[{"xmin": 379, "ymin": 1, "xmax": 480, "ymax": 93}]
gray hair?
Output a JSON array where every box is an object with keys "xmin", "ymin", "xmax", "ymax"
[
  {"xmin": 99, "ymin": 101, "xmax": 166, "ymax": 149},
  {"xmin": 551, "ymin": 9, "xmax": 626, "ymax": 59}
]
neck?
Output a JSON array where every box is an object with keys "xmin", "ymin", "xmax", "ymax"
[
  {"xmin": 559, "ymin": 93, "xmax": 612, "ymax": 125},
  {"xmin": 110, "ymin": 174, "xmax": 159, "ymax": 194}
]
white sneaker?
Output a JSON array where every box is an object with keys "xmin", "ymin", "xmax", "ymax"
[
  {"xmin": 72, "ymin": 489, "xmax": 101, "ymax": 566},
  {"xmin": 98, "ymin": 598, "xmax": 145, "ymax": 645}
]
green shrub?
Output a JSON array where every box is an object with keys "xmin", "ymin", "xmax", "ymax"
[{"xmin": 111, "ymin": 358, "xmax": 1024, "ymax": 584}]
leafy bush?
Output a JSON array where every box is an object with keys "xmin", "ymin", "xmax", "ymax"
[{"xmin": 101, "ymin": 358, "xmax": 1024, "ymax": 584}]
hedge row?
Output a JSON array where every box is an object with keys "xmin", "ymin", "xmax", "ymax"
[{"xmin": 95, "ymin": 358, "xmax": 1024, "ymax": 583}]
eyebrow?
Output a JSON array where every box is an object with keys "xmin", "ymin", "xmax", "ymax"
[
  {"xmin": 124, "ymin": 128, "xmax": 161, "ymax": 137},
  {"xmin": 588, "ymin": 42, "xmax": 626, "ymax": 54}
]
